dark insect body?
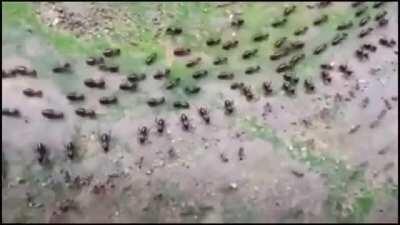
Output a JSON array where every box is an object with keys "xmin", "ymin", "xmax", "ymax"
[
  {"xmin": 99, "ymin": 96, "xmax": 118, "ymax": 105},
  {"xmin": 147, "ymin": 97, "xmax": 165, "ymax": 107},
  {"xmin": 42, "ymin": 109, "xmax": 64, "ymax": 119},
  {"xmin": 84, "ymin": 78, "xmax": 105, "ymax": 89}
]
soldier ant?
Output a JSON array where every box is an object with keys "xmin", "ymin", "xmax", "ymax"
[
  {"xmin": 320, "ymin": 63, "xmax": 334, "ymax": 70},
  {"xmin": 355, "ymin": 6, "xmax": 368, "ymax": 17},
  {"xmin": 337, "ymin": 21, "xmax": 353, "ymax": 31},
  {"xmin": 253, "ymin": 33, "xmax": 269, "ymax": 42},
  {"xmin": 282, "ymin": 81, "xmax": 296, "ymax": 96},
  {"xmin": 276, "ymin": 63, "xmax": 292, "ymax": 73},
  {"xmin": 155, "ymin": 118, "xmax": 165, "ymax": 134},
  {"xmin": 355, "ymin": 49, "xmax": 369, "ymax": 61},
  {"xmin": 377, "ymin": 18, "xmax": 388, "ymax": 27},
  {"xmin": 173, "ymin": 101, "xmax": 190, "ymax": 109},
  {"xmin": 274, "ymin": 37, "xmax": 287, "ymax": 48},
  {"xmin": 128, "ymin": 73, "xmax": 146, "ymax": 82},
  {"xmin": 153, "ymin": 69, "xmax": 170, "ymax": 80},
  {"xmin": 220, "ymin": 153, "xmax": 229, "ymax": 162},
  {"xmin": 283, "ymin": 72, "xmax": 299, "ymax": 85},
  {"xmin": 86, "ymin": 56, "xmax": 104, "ymax": 66},
  {"xmin": 99, "ymin": 96, "xmax": 118, "ymax": 105},
  {"xmin": 103, "ymin": 48, "xmax": 120, "ymax": 57},
  {"xmin": 231, "ymin": 82, "xmax": 244, "ymax": 90},
  {"xmin": 224, "ymin": 99, "xmax": 235, "ymax": 115},
  {"xmin": 358, "ymin": 27, "xmax": 373, "ymax": 38},
  {"xmin": 379, "ymin": 38, "xmax": 396, "ymax": 48},
  {"xmin": 359, "ymin": 15, "xmax": 370, "ymax": 27},
  {"xmin": 245, "ymin": 65, "xmax": 260, "ymax": 75},
  {"xmin": 271, "ymin": 17, "xmax": 287, "ymax": 27},
  {"xmin": 231, "ymin": 18, "xmax": 244, "ymax": 28},
  {"xmin": 166, "ymin": 26, "xmax": 182, "ymax": 35},
  {"xmin": 65, "ymin": 142, "xmax": 75, "ymax": 160},
  {"xmin": 218, "ymin": 72, "xmax": 234, "ymax": 80},
  {"xmin": 192, "ymin": 70, "xmax": 208, "ymax": 79},
  {"xmin": 372, "ymin": 2, "xmax": 384, "ymax": 8},
  {"xmin": 42, "ymin": 109, "xmax": 64, "ymax": 119},
  {"xmin": 375, "ymin": 10, "xmax": 387, "ymax": 21},
  {"xmin": 35, "ymin": 143, "xmax": 48, "ymax": 164},
  {"xmin": 2, "ymin": 69, "xmax": 15, "ymax": 78},
  {"xmin": 241, "ymin": 85, "xmax": 254, "ymax": 101},
  {"xmin": 145, "ymin": 53, "xmax": 157, "ymax": 65},
  {"xmin": 290, "ymin": 41, "xmax": 305, "ymax": 50},
  {"xmin": 186, "ymin": 57, "xmax": 201, "ymax": 68},
  {"xmin": 283, "ymin": 5, "xmax": 296, "ymax": 16},
  {"xmin": 147, "ymin": 97, "xmax": 165, "ymax": 107},
  {"xmin": 222, "ymin": 40, "xmax": 239, "ymax": 50},
  {"xmin": 331, "ymin": 33, "xmax": 348, "ymax": 45},
  {"xmin": 206, "ymin": 37, "xmax": 221, "ymax": 46},
  {"xmin": 120, "ymin": 81, "xmax": 137, "ymax": 91},
  {"xmin": 238, "ymin": 147, "xmax": 245, "ymax": 160},
  {"xmin": 174, "ymin": 47, "xmax": 191, "ymax": 56},
  {"xmin": 84, "ymin": 78, "xmax": 105, "ymax": 89},
  {"xmin": 263, "ymin": 81, "xmax": 273, "ymax": 96},
  {"xmin": 313, "ymin": 14, "xmax": 328, "ymax": 26},
  {"xmin": 66, "ymin": 92, "xmax": 85, "ymax": 101},
  {"xmin": 138, "ymin": 126, "xmax": 149, "ymax": 144},
  {"xmin": 100, "ymin": 132, "xmax": 111, "ymax": 152},
  {"xmin": 180, "ymin": 113, "xmax": 190, "ymax": 131},
  {"xmin": 294, "ymin": 26, "xmax": 308, "ymax": 36},
  {"xmin": 242, "ymin": 49, "xmax": 258, "ymax": 59},
  {"xmin": 213, "ymin": 57, "xmax": 228, "ymax": 65},
  {"xmin": 304, "ymin": 79, "xmax": 315, "ymax": 93},
  {"xmin": 313, "ymin": 43, "xmax": 327, "ymax": 55},
  {"xmin": 75, "ymin": 108, "xmax": 96, "ymax": 118},
  {"xmin": 23, "ymin": 88, "xmax": 42, "ymax": 97},
  {"xmin": 338, "ymin": 64, "xmax": 353, "ymax": 78},
  {"xmin": 184, "ymin": 85, "xmax": 201, "ymax": 95},
  {"xmin": 289, "ymin": 53, "xmax": 305, "ymax": 67},
  {"xmin": 321, "ymin": 71, "xmax": 332, "ymax": 84},
  {"xmin": 198, "ymin": 107, "xmax": 210, "ymax": 124},
  {"xmin": 2, "ymin": 108, "xmax": 20, "ymax": 117},
  {"xmin": 166, "ymin": 78, "xmax": 180, "ymax": 90},
  {"xmin": 52, "ymin": 63, "xmax": 71, "ymax": 73},
  {"xmin": 11, "ymin": 66, "xmax": 37, "ymax": 77}
]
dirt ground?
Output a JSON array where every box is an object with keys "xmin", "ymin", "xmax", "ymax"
[{"xmin": 2, "ymin": 2, "xmax": 398, "ymax": 223}]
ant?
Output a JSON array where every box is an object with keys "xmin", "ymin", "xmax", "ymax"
[
  {"xmin": 75, "ymin": 108, "xmax": 96, "ymax": 119},
  {"xmin": 65, "ymin": 142, "xmax": 75, "ymax": 160},
  {"xmin": 138, "ymin": 126, "xmax": 149, "ymax": 144},
  {"xmin": 155, "ymin": 118, "xmax": 165, "ymax": 134},
  {"xmin": 41, "ymin": 109, "xmax": 64, "ymax": 119},
  {"xmin": 99, "ymin": 96, "xmax": 118, "ymax": 105},
  {"xmin": 180, "ymin": 113, "xmax": 190, "ymax": 131},
  {"xmin": 147, "ymin": 97, "xmax": 165, "ymax": 107},
  {"xmin": 84, "ymin": 78, "xmax": 105, "ymax": 89},
  {"xmin": 66, "ymin": 92, "xmax": 85, "ymax": 101},
  {"xmin": 52, "ymin": 63, "xmax": 71, "ymax": 73},
  {"xmin": 100, "ymin": 132, "xmax": 111, "ymax": 152},
  {"xmin": 224, "ymin": 100, "xmax": 235, "ymax": 115},
  {"xmin": 2, "ymin": 108, "xmax": 20, "ymax": 117},
  {"xmin": 103, "ymin": 48, "xmax": 120, "ymax": 57},
  {"xmin": 166, "ymin": 78, "xmax": 180, "ymax": 90},
  {"xmin": 145, "ymin": 53, "xmax": 157, "ymax": 65},
  {"xmin": 192, "ymin": 70, "xmax": 208, "ymax": 79},
  {"xmin": 198, "ymin": 107, "xmax": 210, "ymax": 124},
  {"xmin": 263, "ymin": 81, "xmax": 273, "ymax": 96},
  {"xmin": 23, "ymin": 88, "xmax": 42, "ymax": 97}
]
